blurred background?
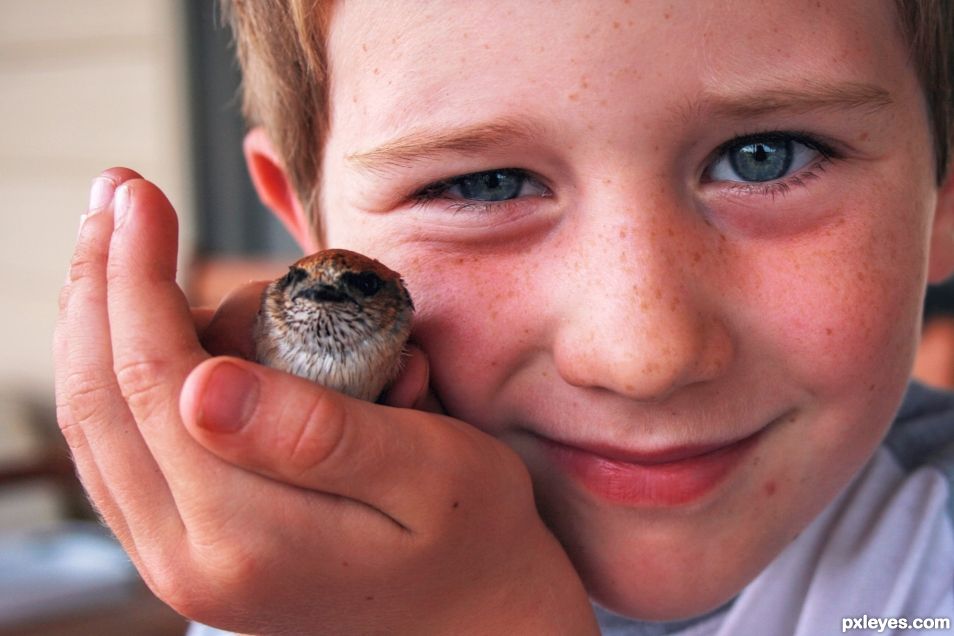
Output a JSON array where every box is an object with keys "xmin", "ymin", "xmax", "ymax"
[
  {"xmin": 1, "ymin": 1, "xmax": 294, "ymax": 634},
  {"xmin": 0, "ymin": 1, "xmax": 952, "ymax": 634}
]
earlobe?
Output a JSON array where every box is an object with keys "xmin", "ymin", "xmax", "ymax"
[
  {"xmin": 243, "ymin": 127, "xmax": 321, "ymax": 252},
  {"xmin": 928, "ymin": 168, "xmax": 954, "ymax": 283}
]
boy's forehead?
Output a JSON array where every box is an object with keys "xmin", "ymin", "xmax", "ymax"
[{"xmin": 326, "ymin": 0, "xmax": 904, "ymax": 147}]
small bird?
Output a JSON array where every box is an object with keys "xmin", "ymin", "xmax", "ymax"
[{"xmin": 253, "ymin": 249, "xmax": 414, "ymax": 402}]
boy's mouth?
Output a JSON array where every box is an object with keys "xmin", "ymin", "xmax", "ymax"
[{"xmin": 536, "ymin": 426, "xmax": 769, "ymax": 507}]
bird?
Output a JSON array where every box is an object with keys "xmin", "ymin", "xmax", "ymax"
[{"xmin": 253, "ymin": 249, "xmax": 414, "ymax": 402}]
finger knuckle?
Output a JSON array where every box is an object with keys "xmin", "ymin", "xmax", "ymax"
[
  {"xmin": 73, "ymin": 501, "xmax": 244, "ymax": 629},
  {"xmin": 205, "ymin": 546, "xmax": 262, "ymax": 594},
  {"xmin": 68, "ymin": 240, "xmax": 105, "ymax": 285},
  {"xmin": 55, "ymin": 403, "xmax": 88, "ymax": 451},
  {"xmin": 149, "ymin": 563, "xmax": 209, "ymax": 618},
  {"xmin": 64, "ymin": 368, "xmax": 120, "ymax": 431},
  {"xmin": 284, "ymin": 390, "xmax": 349, "ymax": 477},
  {"xmin": 154, "ymin": 544, "xmax": 258, "ymax": 625},
  {"xmin": 113, "ymin": 358, "xmax": 174, "ymax": 418},
  {"xmin": 146, "ymin": 545, "xmax": 223, "ymax": 620}
]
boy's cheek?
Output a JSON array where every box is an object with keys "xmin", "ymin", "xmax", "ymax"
[
  {"xmin": 382, "ymin": 248, "xmax": 550, "ymax": 425},
  {"xmin": 748, "ymin": 210, "xmax": 925, "ymax": 398}
]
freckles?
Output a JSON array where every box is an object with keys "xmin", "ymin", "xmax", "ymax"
[
  {"xmin": 763, "ymin": 215, "xmax": 921, "ymax": 391},
  {"xmin": 426, "ymin": 253, "xmax": 525, "ymax": 333}
]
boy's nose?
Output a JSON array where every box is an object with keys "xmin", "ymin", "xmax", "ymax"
[{"xmin": 551, "ymin": 213, "xmax": 733, "ymax": 403}]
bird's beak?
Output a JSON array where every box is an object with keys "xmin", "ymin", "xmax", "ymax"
[{"xmin": 294, "ymin": 284, "xmax": 350, "ymax": 303}]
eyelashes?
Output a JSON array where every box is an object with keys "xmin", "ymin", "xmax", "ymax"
[
  {"xmin": 411, "ymin": 130, "xmax": 840, "ymax": 213},
  {"xmin": 717, "ymin": 158, "xmax": 831, "ymax": 200}
]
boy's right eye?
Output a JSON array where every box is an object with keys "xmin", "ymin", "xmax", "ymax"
[{"xmin": 413, "ymin": 168, "xmax": 551, "ymax": 211}]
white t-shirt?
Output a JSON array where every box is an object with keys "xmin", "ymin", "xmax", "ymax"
[{"xmin": 191, "ymin": 382, "xmax": 954, "ymax": 636}]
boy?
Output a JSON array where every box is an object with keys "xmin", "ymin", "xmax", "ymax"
[{"xmin": 55, "ymin": 0, "xmax": 954, "ymax": 633}]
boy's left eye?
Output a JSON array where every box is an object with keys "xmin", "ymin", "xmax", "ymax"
[{"xmin": 707, "ymin": 133, "xmax": 831, "ymax": 184}]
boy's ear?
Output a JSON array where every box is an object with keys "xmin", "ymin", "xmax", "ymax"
[
  {"xmin": 928, "ymin": 168, "xmax": 954, "ymax": 283},
  {"xmin": 243, "ymin": 127, "xmax": 321, "ymax": 253}
]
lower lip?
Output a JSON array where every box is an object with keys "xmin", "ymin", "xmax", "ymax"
[{"xmin": 541, "ymin": 432, "xmax": 761, "ymax": 507}]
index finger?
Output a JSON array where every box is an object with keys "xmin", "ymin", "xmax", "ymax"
[{"xmin": 104, "ymin": 179, "xmax": 235, "ymax": 515}]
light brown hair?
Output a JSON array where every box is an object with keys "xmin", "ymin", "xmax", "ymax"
[
  {"xmin": 220, "ymin": 0, "xmax": 954, "ymax": 232},
  {"xmin": 894, "ymin": 0, "xmax": 954, "ymax": 185},
  {"xmin": 221, "ymin": 0, "xmax": 333, "ymax": 230}
]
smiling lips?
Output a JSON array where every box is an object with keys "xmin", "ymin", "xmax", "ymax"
[{"xmin": 540, "ymin": 430, "xmax": 764, "ymax": 507}]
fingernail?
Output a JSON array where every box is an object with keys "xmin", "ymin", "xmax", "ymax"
[
  {"xmin": 198, "ymin": 361, "xmax": 260, "ymax": 433},
  {"xmin": 88, "ymin": 176, "xmax": 115, "ymax": 214},
  {"xmin": 113, "ymin": 183, "xmax": 131, "ymax": 229}
]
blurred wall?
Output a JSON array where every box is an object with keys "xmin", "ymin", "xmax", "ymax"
[{"xmin": 0, "ymin": 0, "xmax": 194, "ymax": 399}]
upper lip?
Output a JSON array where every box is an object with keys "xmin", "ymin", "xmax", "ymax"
[{"xmin": 537, "ymin": 431, "xmax": 760, "ymax": 465}]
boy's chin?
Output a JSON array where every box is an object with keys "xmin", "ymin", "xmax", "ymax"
[
  {"xmin": 537, "ymin": 483, "xmax": 793, "ymax": 622},
  {"xmin": 578, "ymin": 539, "xmax": 756, "ymax": 622},
  {"xmin": 584, "ymin": 557, "xmax": 751, "ymax": 623}
]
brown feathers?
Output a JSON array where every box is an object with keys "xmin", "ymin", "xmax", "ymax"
[{"xmin": 254, "ymin": 249, "xmax": 414, "ymax": 402}]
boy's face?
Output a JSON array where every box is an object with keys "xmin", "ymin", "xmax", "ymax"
[{"xmin": 306, "ymin": 0, "xmax": 947, "ymax": 619}]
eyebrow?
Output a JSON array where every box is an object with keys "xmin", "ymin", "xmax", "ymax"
[
  {"xmin": 697, "ymin": 79, "xmax": 893, "ymax": 120},
  {"xmin": 347, "ymin": 117, "xmax": 544, "ymax": 176},
  {"xmin": 347, "ymin": 81, "xmax": 893, "ymax": 175}
]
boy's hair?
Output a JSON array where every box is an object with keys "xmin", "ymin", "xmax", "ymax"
[
  {"xmin": 220, "ymin": 0, "xmax": 953, "ymax": 232},
  {"xmin": 221, "ymin": 0, "xmax": 333, "ymax": 233},
  {"xmin": 895, "ymin": 0, "xmax": 954, "ymax": 186}
]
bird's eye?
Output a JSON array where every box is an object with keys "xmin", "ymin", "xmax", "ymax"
[
  {"xmin": 280, "ymin": 266, "xmax": 308, "ymax": 289},
  {"xmin": 341, "ymin": 271, "xmax": 383, "ymax": 297}
]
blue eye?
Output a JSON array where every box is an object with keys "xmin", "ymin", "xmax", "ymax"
[
  {"xmin": 454, "ymin": 170, "xmax": 524, "ymax": 201},
  {"xmin": 709, "ymin": 133, "xmax": 830, "ymax": 184},
  {"xmin": 416, "ymin": 168, "xmax": 549, "ymax": 207},
  {"xmin": 729, "ymin": 139, "xmax": 792, "ymax": 182}
]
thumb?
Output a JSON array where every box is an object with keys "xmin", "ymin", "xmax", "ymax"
[{"xmin": 180, "ymin": 356, "xmax": 473, "ymax": 527}]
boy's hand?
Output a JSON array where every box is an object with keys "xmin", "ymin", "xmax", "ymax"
[{"xmin": 54, "ymin": 169, "xmax": 597, "ymax": 635}]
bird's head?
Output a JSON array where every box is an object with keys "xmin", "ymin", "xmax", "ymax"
[{"xmin": 270, "ymin": 249, "xmax": 414, "ymax": 339}]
